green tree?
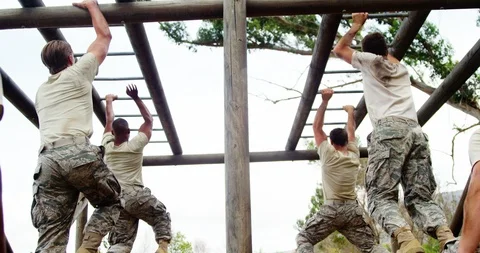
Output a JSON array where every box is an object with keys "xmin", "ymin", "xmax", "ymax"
[{"xmin": 169, "ymin": 232, "xmax": 194, "ymax": 253}]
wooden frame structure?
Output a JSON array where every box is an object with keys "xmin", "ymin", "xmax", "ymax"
[{"xmin": 1, "ymin": 1, "xmax": 480, "ymax": 252}]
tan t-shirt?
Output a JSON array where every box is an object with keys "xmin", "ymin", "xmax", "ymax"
[
  {"xmin": 35, "ymin": 53, "xmax": 99, "ymax": 144},
  {"xmin": 102, "ymin": 132, "xmax": 149, "ymax": 188},
  {"xmin": 351, "ymin": 51, "xmax": 418, "ymax": 126},
  {"xmin": 469, "ymin": 128, "xmax": 480, "ymax": 167},
  {"xmin": 317, "ymin": 141, "xmax": 360, "ymax": 200}
]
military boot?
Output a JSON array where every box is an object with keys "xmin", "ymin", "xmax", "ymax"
[
  {"xmin": 394, "ymin": 227, "xmax": 424, "ymax": 253},
  {"xmin": 76, "ymin": 232, "xmax": 102, "ymax": 253},
  {"xmin": 156, "ymin": 240, "xmax": 169, "ymax": 253},
  {"xmin": 436, "ymin": 225, "xmax": 455, "ymax": 250}
]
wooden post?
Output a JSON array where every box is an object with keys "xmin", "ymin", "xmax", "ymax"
[
  {"xmin": 75, "ymin": 205, "xmax": 88, "ymax": 250},
  {"xmin": 223, "ymin": 0, "xmax": 252, "ymax": 252}
]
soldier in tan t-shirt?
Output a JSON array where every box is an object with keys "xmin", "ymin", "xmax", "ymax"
[
  {"xmin": 31, "ymin": 1, "xmax": 122, "ymax": 253},
  {"xmin": 296, "ymin": 89, "xmax": 387, "ymax": 253},
  {"xmin": 102, "ymin": 85, "xmax": 172, "ymax": 253}
]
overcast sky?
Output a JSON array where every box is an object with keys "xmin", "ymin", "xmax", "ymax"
[{"xmin": 0, "ymin": 1, "xmax": 479, "ymax": 252}]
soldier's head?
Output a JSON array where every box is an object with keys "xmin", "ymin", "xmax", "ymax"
[
  {"xmin": 329, "ymin": 128, "xmax": 348, "ymax": 147},
  {"xmin": 362, "ymin": 32, "xmax": 388, "ymax": 56},
  {"xmin": 41, "ymin": 40, "xmax": 75, "ymax": 75},
  {"xmin": 112, "ymin": 118, "xmax": 130, "ymax": 140}
]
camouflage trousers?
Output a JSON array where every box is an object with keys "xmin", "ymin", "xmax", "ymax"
[
  {"xmin": 296, "ymin": 201, "xmax": 387, "ymax": 253},
  {"xmin": 107, "ymin": 185, "xmax": 172, "ymax": 252},
  {"xmin": 366, "ymin": 116, "xmax": 448, "ymax": 238},
  {"xmin": 31, "ymin": 140, "xmax": 122, "ymax": 253},
  {"xmin": 442, "ymin": 239, "xmax": 480, "ymax": 253}
]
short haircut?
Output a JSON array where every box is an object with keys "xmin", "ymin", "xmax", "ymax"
[
  {"xmin": 112, "ymin": 118, "xmax": 129, "ymax": 135},
  {"xmin": 361, "ymin": 32, "xmax": 388, "ymax": 56},
  {"xmin": 329, "ymin": 128, "xmax": 348, "ymax": 146},
  {"xmin": 41, "ymin": 40, "xmax": 73, "ymax": 75}
]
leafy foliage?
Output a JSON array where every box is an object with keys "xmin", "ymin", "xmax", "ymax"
[{"xmin": 169, "ymin": 232, "xmax": 194, "ymax": 253}]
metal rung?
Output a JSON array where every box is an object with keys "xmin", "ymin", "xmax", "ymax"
[
  {"xmin": 317, "ymin": 90, "xmax": 363, "ymax": 94},
  {"xmin": 301, "ymin": 135, "xmax": 330, "ymax": 139},
  {"xmin": 101, "ymin": 97, "xmax": 152, "ymax": 101},
  {"xmin": 310, "ymin": 107, "xmax": 355, "ymax": 111},
  {"xmin": 130, "ymin": 128, "xmax": 164, "ymax": 131},
  {"xmin": 74, "ymin": 52, "xmax": 135, "ymax": 57},
  {"xmin": 305, "ymin": 122, "xmax": 346, "ymax": 126},
  {"xmin": 94, "ymin": 77, "xmax": 144, "ymax": 81},
  {"xmin": 116, "ymin": 114, "xmax": 159, "ymax": 117},
  {"xmin": 342, "ymin": 12, "xmax": 409, "ymax": 19},
  {"xmin": 324, "ymin": 70, "xmax": 360, "ymax": 74},
  {"xmin": 149, "ymin": 140, "xmax": 169, "ymax": 144}
]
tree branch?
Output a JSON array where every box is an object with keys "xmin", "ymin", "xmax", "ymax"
[
  {"xmin": 448, "ymin": 122, "xmax": 480, "ymax": 185},
  {"xmin": 410, "ymin": 77, "xmax": 480, "ymax": 120}
]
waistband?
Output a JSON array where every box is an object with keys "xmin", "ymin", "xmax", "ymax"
[
  {"xmin": 40, "ymin": 136, "xmax": 90, "ymax": 152},
  {"xmin": 324, "ymin": 199, "xmax": 357, "ymax": 205},
  {"xmin": 375, "ymin": 116, "xmax": 418, "ymax": 127}
]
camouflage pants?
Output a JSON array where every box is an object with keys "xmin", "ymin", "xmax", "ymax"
[
  {"xmin": 107, "ymin": 185, "xmax": 172, "ymax": 252},
  {"xmin": 442, "ymin": 239, "xmax": 480, "ymax": 253},
  {"xmin": 31, "ymin": 141, "xmax": 122, "ymax": 253},
  {"xmin": 366, "ymin": 116, "xmax": 448, "ymax": 238},
  {"xmin": 296, "ymin": 201, "xmax": 387, "ymax": 253}
]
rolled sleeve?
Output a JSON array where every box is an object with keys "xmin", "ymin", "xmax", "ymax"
[
  {"xmin": 469, "ymin": 128, "xmax": 480, "ymax": 167},
  {"xmin": 346, "ymin": 141, "xmax": 360, "ymax": 157},
  {"xmin": 128, "ymin": 132, "xmax": 149, "ymax": 152},
  {"xmin": 317, "ymin": 140, "xmax": 335, "ymax": 162},
  {"xmin": 352, "ymin": 51, "xmax": 378, "ymax": 70},
  {"xmin": 101, "ymin": 133, "xmax": 115, "ymax": 146},
  {"xmin": 70, "ymin": 53, "xmax": 99, "ymax": 82}
]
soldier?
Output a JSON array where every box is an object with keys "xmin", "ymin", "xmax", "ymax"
[
  {"xmin": 333, "ymin": 12, "xmax": 455, "ymax": 252},
  {"xmin": 296, "ymin": 89, "xmax": 387, "ymax": 253},
  {"xmin": 101, "ymin": 85, "xmax": 171, "ymax": 253},
  {"xmin": 31, "ymin": 0, "xmax": 122, "ymax": 252}
]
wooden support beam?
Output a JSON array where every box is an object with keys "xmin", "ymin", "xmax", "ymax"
[
  {"xmin": 115, "ymin": 0, "xmax": 182, "ymax": 155},
  {"xmin": 142, "ymin": 148, "xmax": 368, "ymax": 166},
  {"xmin": 0, "ymin": 68, "xmax": 39, "ymax": 127},
  {"xmin": 1, "ymin": 0, "xmax": 479, "ymax": 29},
  {"xmin": 224, "ymin": 0, "xmax": 252, "ymax": 252},
  {"xmin": 353, "ymin": 10, "xmax": 431, "ymax": 128},
  {"xmin": 285, "ymin": 14, "xmax": 342, "ymax": 151},
  {"xmin": 417, "ymin": 38, "xmax": 480, "ymax": 126},
  {"xmin": 450, "ymin": 174, "xmax": 470, "ymax": 236}
]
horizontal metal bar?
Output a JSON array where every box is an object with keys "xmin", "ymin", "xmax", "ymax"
[
  {"xmin": 94, "ymin": 77, "xmax": 144, "ymax": 81},
  {"xmin": 342, "ymin": 12, "xmax": 409, "ymax": 19},
  {"xmin": 142, "ymin": 148, "xmax": 368, "ymax": 166},
  {"xmin": 324, "ymin": 70, "xmax": 361, "ymax": 74},
  {"xmin": 311, "ymin": 107, "xmax": 355, "ymax": 111},
  {"xmin": 149, "ymin": 140, "xmax": 169, "ymax": 144},
  {"xmin": 317, "ymin": 90, "xmax": 364, "ymax": 94},
  {"xmin": 100, "ymin": 97, "xmax": 152, "ymax": 101},
  {"xmin": 115, "ymin": 114, "xmax": 159, "ymax": 117},
  {"xmin": 73, "ymin": 52, "xmax": 135, "ymax": 58},
  {"xmin": 130, "ymin": 128, "xmax": 164, "ymax": 131},
  {"xmin": 1, "ymin": 1, "xmax": 479, "ymax": 30},
  {"xmin": 305, "ymin": 122, "xmax": 346, "ymax": 126}
]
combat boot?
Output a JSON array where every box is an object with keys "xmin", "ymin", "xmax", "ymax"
[
  {"xmin": 156, "ymin": 240, "xmax": 169, "ymax": 253},
  {"xmin": 394, "ymin": 227, "xmax": 424, "ymax": 253},
  {"xmin": 76, "ymin": 232, "xmax": 102, "ymax": 253},
  {"xmin": 436, "ymin": 225, "xmax": 455, "ymax": 250}
]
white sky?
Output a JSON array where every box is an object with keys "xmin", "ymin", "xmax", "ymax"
[{"xmin": 0, "ymin": 1, "xmax": 479, "ymax": 252}]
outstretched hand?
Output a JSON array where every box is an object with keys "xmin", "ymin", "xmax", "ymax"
[
  {"xmin": 343, "ymin": 105, "xmax": 355, "ymax": 114},
  {"xmin": 72, "ymin": 0, "xmax": 97, "ymax": 9},
  {"xmin": 320, "ymin": 88, "xmax": 334, "ymax": 102},
  {"xmin": 126, "ymin": 84, "xmax": 139, "ymax": 99},
  {"xmin": 352, "ymin": 12, "xmax": 368, "ymax": 26},
  {"xmin": 105, "ymin": 94, "xmax": 117, "ymax": 102}
]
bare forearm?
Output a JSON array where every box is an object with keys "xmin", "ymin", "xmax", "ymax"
[
  {"xmin": 134, "ymin": 98, "xmax": 153, "ymax": 124},
  {"xmin": 346, "ymin": 111, "xmax": 355, "ymax": 141},
  {"xmin": 336, "ymin": 24, "xmax": 362, "ymax": 49},
  {"xmin": 459, "ymin": 164, "xmax": 480, "ymax": 252},
  {"xmin": 313, "ymin": 101, "xmax": 328, "ymax": 131},
  {"xmin": 105, "ymin": 100, "xmax": 114, "ymax": 123},
  {"xmin": 86, "ymin": 2, "xmax": 111, "ymax": 39}
]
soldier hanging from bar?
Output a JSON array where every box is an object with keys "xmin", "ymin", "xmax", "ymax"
[
  {"xmin": 31, "ymin": 0, "xmax": 123, "ymax": 252},
  {"xmin": 333, "ymin": 12, "xmax": 455, "ymax": 253},
  {"xmin": 296, "ymin": 89, "xmax": 388, "ymax": 253},
  {"xmin": 100, "ymin": 85, "xmax": 172, "ymax": 253}
]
